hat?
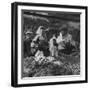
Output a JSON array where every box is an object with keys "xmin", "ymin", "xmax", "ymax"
[{"xmin": 25, "ymin": 30, "xmax": 32, "ymax": 34}]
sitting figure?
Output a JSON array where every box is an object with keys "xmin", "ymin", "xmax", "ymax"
[
  {"xmin": 30, "ymin": 41, "xmax": 38, "ymax": 56},
  {"xmin": 35, "ymin": 50, "xmax": 45, "ymax": 64}
]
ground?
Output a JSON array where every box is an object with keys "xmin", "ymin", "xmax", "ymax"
[{"xmin": 22, "ymin": 51, "xmax": 80, "ymax": 78}]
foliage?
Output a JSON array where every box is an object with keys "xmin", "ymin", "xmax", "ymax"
[{"xmin": 22, "ymin": 52, "xmax": 80, "ymax": 77}]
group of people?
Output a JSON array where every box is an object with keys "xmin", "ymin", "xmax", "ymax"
[{"xmin": 24, "ymin": 26, "xmax": 74, "ymax": 60}]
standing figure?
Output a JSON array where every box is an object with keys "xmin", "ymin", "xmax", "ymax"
[
  {"xmin": 31, "ymin": 26, "xmax": 45, "ymax": 56},
  {"xmin": 49, "ymin": 35, "xmax": 58, "ymax": 57},
  {"xmin": 56, "ymin": 32, "xmax": 65, "ymax": 50},
  {"xmin": 24, "ymin": 31, "xmax": 32, "ymax": 57},
  {"xmin": 33, "ymin": 26, "xmax": 44, "ymax": 42}
]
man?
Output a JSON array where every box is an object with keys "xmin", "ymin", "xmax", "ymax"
[
  {"xmin": 65, "ymin": 33, "xmax": 72, "ymax": 43},
  {"xmin": 24, "ymin": 31, "xmax": 32, "ymax": 57}
]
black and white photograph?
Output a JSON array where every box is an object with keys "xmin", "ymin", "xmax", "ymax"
[
  {"xmin": 11, "ymin": 2, "xmax": 87, "ymax": 87},
  {"xmin": 22, "ymin": 10, "xmax": 80, "ymax": 78}
]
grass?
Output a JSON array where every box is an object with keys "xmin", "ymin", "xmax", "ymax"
[{"xmin": 22, "ymin": 51, "xmax": 80, "ymax": 78}]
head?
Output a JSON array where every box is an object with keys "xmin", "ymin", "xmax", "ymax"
[
  {"xmin": 25, "ymin": 33, "xmax": 30, "ymax": 39},
  {"xmin": 36, "ymin": 26, "xmax": 44, "ymax": 35},
  {"xmin": 38, "ymin": 26, "xmax": 44, "ymax": 30},
  {"xmin": 60, "ymin": 31, "xmax": 64, "ymax": 35}
]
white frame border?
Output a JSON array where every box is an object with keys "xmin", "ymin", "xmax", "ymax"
[{"xmin": 17, "ymin": 5, "xmax": 86, "ymax": 84}]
